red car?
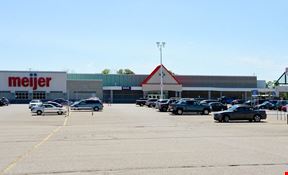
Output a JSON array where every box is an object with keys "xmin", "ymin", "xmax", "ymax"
[{"xmin": 281, "ymin": 105, "xmax": 288, "ymax": 112}]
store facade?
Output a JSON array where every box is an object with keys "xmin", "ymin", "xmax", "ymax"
[{"xmin": 0, "ymin": 65, "xmax": 273, "ymax": 103}]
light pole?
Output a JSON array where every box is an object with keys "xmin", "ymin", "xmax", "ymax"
[{"xmin": 156, "ymin": 42, "xmax": 165, "ymax": 99}]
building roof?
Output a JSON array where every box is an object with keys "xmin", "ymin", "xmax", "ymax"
[{"xmin": 142, "ymin": 65, "xmax": 181, "ymax": 85}]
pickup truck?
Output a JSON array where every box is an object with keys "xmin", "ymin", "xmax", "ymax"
[{"xmin": 169, "ymin": 99, "xmax": 211, "ymax": 115}]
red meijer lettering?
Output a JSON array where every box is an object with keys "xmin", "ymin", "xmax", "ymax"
[{"xmin": 8, "ymin": 76, "xmax": 52, "ymax": 90}]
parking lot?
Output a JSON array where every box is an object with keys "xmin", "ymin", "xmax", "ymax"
[{"xmin": 0, "ymin": 104, "xmax": 288, "ymax": 175}]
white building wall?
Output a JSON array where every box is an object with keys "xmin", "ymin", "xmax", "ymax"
[{"xmin": 0, "ymin": 71, "xmax": 67, "ymax": 93}]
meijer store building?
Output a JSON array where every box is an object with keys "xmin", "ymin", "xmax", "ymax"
[{"xmin": 0, "ymin": 65, "xmax": 279, "ymax": 103}]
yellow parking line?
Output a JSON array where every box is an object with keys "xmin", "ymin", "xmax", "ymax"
[{"xmin": 0, "ymin": 116, "xmax": 69, "ymax": 175}]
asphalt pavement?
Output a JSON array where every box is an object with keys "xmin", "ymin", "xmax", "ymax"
[{"xmin": 0, "ymin": 104, "xmax": 287, "ymax": 175}]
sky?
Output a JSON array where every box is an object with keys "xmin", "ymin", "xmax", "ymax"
[{"xmin": 0, "ymin": 0, "xmax": 287, "ymax": 81}]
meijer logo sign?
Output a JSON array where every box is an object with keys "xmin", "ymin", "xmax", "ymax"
[{"xmin": 8, "ymin": 75, "xmax": 52, "ymax": 90}]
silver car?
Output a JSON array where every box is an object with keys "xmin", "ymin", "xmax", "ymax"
[
  {"xmin": 70, "ymin": 99, "xmax": 103, "ymax": 111},
  {"xmin": 29, "ymin": 100, "xmax": 42, "ymax": 109},
  {"xmin": 31, "ymin": 104, "xmax": 67, "ymax": 115}
]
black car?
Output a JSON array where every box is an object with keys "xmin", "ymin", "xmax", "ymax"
[
  {"xmin": 169, "ymin": 99, "xmax": 211, "ymax": 115},
  {"xmin": 1, "ymin": 97, "xmax": 9, "ymax": 106},
  {"xmin": 136, "ymin": 98, "xmax": 148, "ymax": 106},
  {"xmin": 213, "ymin": 105, "xmax": 267, "ymax": 122},
  {"xmin": 208, "ymin": 102, "xmax": 227, "ymax": 111},
  {"xmin": 0, "ymin": 100, "xmax": 4, "ymax": 106}
]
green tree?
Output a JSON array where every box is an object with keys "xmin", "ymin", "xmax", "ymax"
[
  {"xmin": 117, "ymin": 69, "xmax": 135, "ymax": 74},
  {"xmin": 123, "ymin": 69, "xmax": 135, "ymax": 74},
  {"xmin": 101, "ymin": 69, "xmax": 110, "ymax": 74},
  {"xmin": 117, "ymin": 69, "xmax": 124, "ymax": 74}
]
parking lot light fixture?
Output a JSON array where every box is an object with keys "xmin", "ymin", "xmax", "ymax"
[{"xmin": 156, "ymin": 42, "xmax": 165, "ymax": 99}]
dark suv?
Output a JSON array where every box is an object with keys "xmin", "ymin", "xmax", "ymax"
[
  {"xmin": 169, "ymin": 100, "xmax": 211, "ymax": 115},
  {"xmin": 71, "ymin": 98, "xmax": 103, "ymax": 111}
]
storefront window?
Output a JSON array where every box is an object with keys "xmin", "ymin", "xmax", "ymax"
[
  {"xmin": 32, "ymin": 92, "xmax": 46, "ymax": 99},
  {"xmin": 15, "ymin": 92, "xmax": 28, "ymax": 100}
]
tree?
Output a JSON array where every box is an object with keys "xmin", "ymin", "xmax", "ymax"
[
  {"xmin": 117, "ymin": 69, "xmax": 135, "ymax": 75},
  {"xmin": 101, "ymin": 69, "xmax": 110, "ymax": 74},
  {"xmin": 117, "ymin": 69, "xmax": 124, "ymax": 74},
  {"xmin": 123, "ymin": 69, "xmax": 135, "ymax": 74}
]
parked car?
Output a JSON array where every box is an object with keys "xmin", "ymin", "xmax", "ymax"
[
  {"xmin": 169, "ymin": 99, "xmax": 211, "ymax": 115},
  {"xmin": 155, "ymin": 99, "xmax": 169, "ymax": 109},
  {"xmin": 281, "ymin": 105, "xmax": 288, "ymax": 112},
  {"xmin": 31, "ymin": 104, "xmax": 67, "ymax": 115},
  {"xmin": 136, "ymin": 98, "xmax": 148, "ymax": 106},
  {"xmin": 168, "ymin": 99, "xmax": 180, "ymax": 112},
  {"xmin": 1, "ymin": 97, "xmax": 9, "ymax": 106},
  {"xmin": 200, "ymin": 99, "xmax": 219, "ymax": 105},
  {"xmin": 275, "ymin": 100, "xmax": 288, "ymax": 111},
  {"xmin": 52, "ymin": 98, "xmax": 71, "ymax": 105},
  {"xmin": 208, "ymin": 102, "xmax": 228, "ymax": 112},
  {"xmin": 218, "ymin": 96, "xmax": 234, "ymax": 104},
  {"xmin": 145, "ymin": 98, "xmax": 158, "ymax": 108},
  {"xmin": 70, "ymin": 98, "xmax": 103, "ymax": 111},
  {"xmin": 231, "ymin": 99, "xmax": 245, "ymax": 105},
  {"xmin": 255, "ymin": 101, "xmax": 274, "ymax": 110},
  {"xmin": 0, "ymin": 100, "xmax": 4, "ymax": 106},
  {"xmin": 213, "ymin": 105, "xmax": 267, "ymax": 122},
  {"xmin": 29, "ymin": 100, "xmax": 43, "ymax": 109},
  {"xmin": 45, "ymin": 101, "xmax": 63, "ymax": 108},
  {"xmin": 158, "ymin": 99, "xmax": 178, "ymax": 112}
]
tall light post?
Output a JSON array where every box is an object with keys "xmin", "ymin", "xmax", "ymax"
[{"xmin": 156, "ymin": 42, "xmax": 165, "ymax": 99}]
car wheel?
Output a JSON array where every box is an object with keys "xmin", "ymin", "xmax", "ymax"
[
  {"xmin": 162, "ymin": 107, "xmax": 167, "ymax": 112},
  {"xmin": 140, "ymin": 104, "xmax": 143, "ymax": 107},
  {"xmin": 254, "ymin": 115, "xmax": 261, "ymax": 122},
  {"xmin": 202, "ymin": 109, "xmax": 209, "ymax": 115},
  {"xmin": 57, "ymin": 111, "xmax": 63, "ymax": 115},
  {"xmin": 177, "ymin": 109, "xmax": 183, "ymax": 115},
  {"xmin": 223, "ymin": 115, "xmax": 230, "ymax": 123},
  {"xmin": 37, "ymin": 110, "xmax": 42, "ymax": 115},
  {"xmin": 93, "ymin": 107, "xmax": 99, "ymax": 111}
]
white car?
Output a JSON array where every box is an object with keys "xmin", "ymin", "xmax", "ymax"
[
  {"xmin": 29, "ymin": 100, "xmax": 42, "ymax": 109},
  {"xmin": 31, "ymin": 104, "xmax": 67, "ymax": 115}
]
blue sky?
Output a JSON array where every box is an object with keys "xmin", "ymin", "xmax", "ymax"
[{"xmin": 0, "ymin": 0, "xmax": 287, "ymax": 81}]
